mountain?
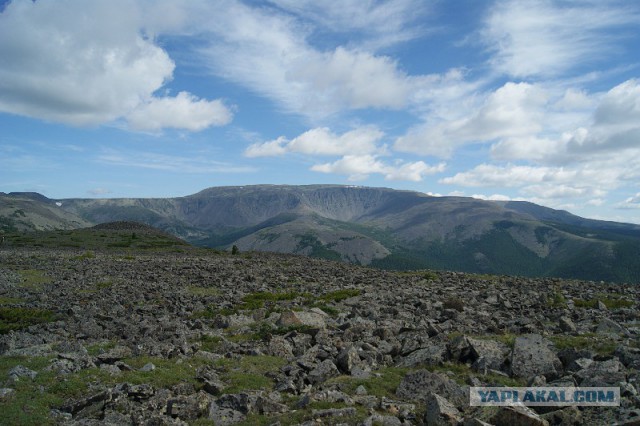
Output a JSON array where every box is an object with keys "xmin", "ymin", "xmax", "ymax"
[
  {"xmin": 0, "ymin": 192, "xmax": 91, "ymax": 232},
  {"xmin": 3, "ymin": 185, "xmax": 640, "ymax": 283}
]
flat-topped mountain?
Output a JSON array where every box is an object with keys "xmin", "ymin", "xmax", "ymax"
[{"xmin": 2, "ymin": 185, "xmax": 640, "ymax": 283}]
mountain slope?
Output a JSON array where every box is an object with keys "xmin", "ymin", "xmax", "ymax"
[
  {"xmin": 0, "ymin": 192, "xmax": 91, "ymax": 232},
  {"xmin": 3, "ymin": 185, "xmax": 640, "ymax": 283}
]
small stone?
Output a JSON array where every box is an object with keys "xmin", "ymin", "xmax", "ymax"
[
  {"xmin": 355, "ymin": 385, "xmax": 368, "ymax": 395},
  {"xmin": 559, "ymin": 316, "xmax": 577, "ymax": 333},
  {"xmin": 139, "ymin": 362, "xmax": 156, "ymax": 372},
  {"xmin": 0, "ymin": 388, "xmax": 15, "ymax": 399},
  {"xmin": 8, "ymin": 365, "xmax": 37, "ymax": 382}
]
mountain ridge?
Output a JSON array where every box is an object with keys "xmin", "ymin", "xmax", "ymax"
[{"xmin": 2, "ymin": 185, "xmax": 639, "ymax": 283}]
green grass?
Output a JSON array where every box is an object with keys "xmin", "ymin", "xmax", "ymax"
[
  {"xmin": 317, "ymin": 289, "xmax": 361, "ymax": 303},
  {"xmin": 16, "ymin": 269, "xmax": 51, "ymax": 289},
  {"xmin": 326, "ymin": 366, "xmax": 410, "ymax": 399},
  {"xmin": 0, "ymin": 296, "xmax": 25, "ymax": 305},
  {"xmin": 573, "ymin": 297, "xmax": 634, "ymax": 309},
  {"xmin": 549, "ymin": 334, "xmax": 618, "ymax": 356},
  {"xmin": 213, "ymin": 355, "xmax": 287, "ymax": 394},
  {"xmin": 547, "ymin": 289, "xmax": 566, "ymax": 307},
  {"xmin": 428, "ymin": 362, "xmax": 525, "ymax": 387},
  {"xmin": 0, "ymin": 307, "xmax": 58, "ymax": 334}
]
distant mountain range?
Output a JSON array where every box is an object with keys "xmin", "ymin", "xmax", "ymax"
[{"xmin": 2, "ymin": 185, "xmax": 640, "ymax": 283}]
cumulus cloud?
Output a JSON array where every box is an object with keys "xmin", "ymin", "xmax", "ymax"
[
  {"xmin": 311, "ymin": 155, "xmax": 444, "ymax": 181},
  {"xmin": 482, "ymin": 0, "xmax": 640, "ymax": 78},
  {"xmin": 0, "ymin": 0, "xmax": 231, "ymax": 131},
  {"xmin": 127, "ymin": 92, "xmax": 232, "ymax": 132},
  {"xmin": 245, "ymin": 127, "xmax": 384, "ymax": 158}
]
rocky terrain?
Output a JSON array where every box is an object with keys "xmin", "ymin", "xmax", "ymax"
[{"xmin": 0, "ymin": 224, "xmax": 639, "ymax": 425}]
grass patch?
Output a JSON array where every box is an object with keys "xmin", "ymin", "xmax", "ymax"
[
  {"xmin": 16, "ymin": 269, "xmax": 51, "ymax": 289},
  {"xmin": 214, "ymin": 355, "xmax": 287, "ymax": 394},
  {"xmin": 0, "ymin": 296, "xmax": 25, "ymax": 305},
  {"xmin": 429, "ymin": 362, "xmax": 525, "ymax": 387},
  {"xmin": 547, "ymin": 289, "xmax": 566, "ymax": 308},
  {"xmin": 85, "ymin": 340, "xmax": 118, "ymax": 356},
  {"xmin": 0, "ymin": 307, "xmax": 58, "ymax": 334},
  {"xmin": 317, "ymin": 289, "xmax": 361, "ymax": 303},
  {"xmin": 549, "ymin": 334, "xmax": 618, "ymax": 356},
  {"xmin": 74, "ymin": 251, "xmax": 95, "ymax": 260},
  {"xmin": 574, "ymin": 297, "xmax": 634, "ymax": 309},
  {"xmin": 326, "ymin": 366, "xmax": 410, "ymax": 399}
]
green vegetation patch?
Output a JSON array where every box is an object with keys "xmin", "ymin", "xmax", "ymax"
[
  {"xmin": 428, "ymin": 362, "xmax": 525, "ymax": 387},
  {"xmin": 326, "ymin": 366, "xmax": 410, "ymax": 399},
  {"xmin": 0, "ymin": 307, "xmax": 58, "ymax": 334},
  {"xmin": 573, "ymin": 297, "xmax": 634, "ymax": 309},
  {"xmin": 0, "ymin": 296, "xmax": 25, "ymax": 305},
  {"xmin": 549, "ymin": 334, "xmax": 618, "ymax": 356},
  {"xmin": 214, "ymin": 355, "xmax": 287, "ymax": 394},
  {"xmin": 318, "ymin": 289, "xmax": 361, "ymax": 303},
  {"xmin": 16, "ymin": 269, "xmax": 51, "ymax": 289}
]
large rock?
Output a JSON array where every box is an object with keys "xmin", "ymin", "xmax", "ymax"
[
  {"xmin": 336, "ymin": 345, "xmax": 361, "ymax": 374},
  {"xmin": 575, "ymin": 358, "xmax": 626, "ymax": 386},
  {"xmin": 397, "ymin": 343, "xmax": 447, "ymax": 368},
  {"xmin": 491, "ymin": 405, "xmax": 549, "ymax": 426},
  {"xmin": 396, "ymin": 370, "xmax": 467, "ymax": 407},
  {"xmin": 307, "ymin": 359, "xmax": 340, "ymax": 385},
  {"xmin": 277, "ymin": 310, "xmax": 327, "ymax": 328},
  {"xmin": 511, "ymin": 334, "xmax": 562, "ymax": 380},
  {"xmin": 424, "ymin": 392, "xmax": 462, "ymax": 425}
]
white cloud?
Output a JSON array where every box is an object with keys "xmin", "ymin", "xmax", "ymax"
[
  {"xmin": 482, "ymin": 0, "xmax": 640, "ymax": 78},
  {"xmin": 471, "ymin": 193, "xmax": 512, "ymax": 201},
  {"xmin": 245, "ymin": 127, "xmax": 384, "ymax": 158},
  {"xmin": 268, "ymin": 0, "xmax": 427, "ymax": 48},
  {"xmin": 0, "ymin": 0, "xmax": 230, "ymax": 131},
  {"xmin": 396, "ymin": 82, "xmax": 548, "ymax": 157},
  {"xmin": 312, "ymin": 155, "xmax": 444, "ymax": 181},
  {"xmin": 194, "ymin": 1, "xmax": 416, "ymax": 119},
  {"xmin": 127, "ymin": 91, "xmax": 232, "ymax": 132},
  {"xmin": 594, "ymin": 79, "xmax": 640, "ymax": 129},
  {"xmin": 617, "ymin": 193, "xmax": 640, "ymax": 210}
]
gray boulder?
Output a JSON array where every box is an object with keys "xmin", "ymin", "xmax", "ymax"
[
  {"xmin": 424, "ymin": 392, "xmax": 462, "ymax": 425},
  {"xmin": 511, "ymin": 334, "xmax": 562, "ymax": 380}
]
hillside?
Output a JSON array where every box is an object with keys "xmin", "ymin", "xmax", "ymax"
[{"xmin": 3, "ymin": 185, "xmax": 640, "ymax": 283}]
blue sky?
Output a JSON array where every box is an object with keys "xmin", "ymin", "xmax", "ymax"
[{"xmin": 1, "ymin": 0, "xmax": 640, "ymax": 224}]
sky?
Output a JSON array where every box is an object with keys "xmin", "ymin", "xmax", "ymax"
[{"xmin": 1, "ymin": 0, "xmax": 640, "ymax": 224}]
